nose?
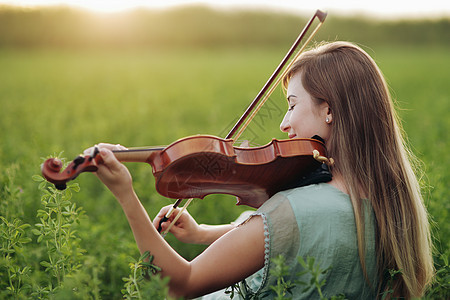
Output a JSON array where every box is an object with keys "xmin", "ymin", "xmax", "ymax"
[{"xmin": 280, "ymin": 111, "xmax": 290, "ymax": 132}]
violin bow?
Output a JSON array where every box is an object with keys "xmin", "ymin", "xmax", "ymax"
[
  {"xmin": 158, "ymin": 9, "xmax": 327, "ymax": 236},
  {"xmin": 226, "ymin": 9, "xmax": 327, "ymax": 141}
]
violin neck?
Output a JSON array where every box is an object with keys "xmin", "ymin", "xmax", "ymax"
[{"xmin": 112, "ymin": 148, "xmax": 163, "ymax": 163}]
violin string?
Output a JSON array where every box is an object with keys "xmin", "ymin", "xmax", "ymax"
[{"xmin": 233, "ymin": 19, "xmax": 325, "ymax": 143}]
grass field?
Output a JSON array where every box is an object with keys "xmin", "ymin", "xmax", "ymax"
[{"xmin": 1, "ymin": 44, "xmax": 449, "ymax": 298}]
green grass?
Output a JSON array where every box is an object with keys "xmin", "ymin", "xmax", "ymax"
[{"xmin": 0, "ymin": 45, "xmax": 448, "ymax": 298}]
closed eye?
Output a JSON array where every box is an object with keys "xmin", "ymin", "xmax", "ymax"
[{"xmin": 287, "ymin": 95, "xmax": 297, "ymax": 111}]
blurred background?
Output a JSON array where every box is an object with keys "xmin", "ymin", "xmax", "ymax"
[{"xmin": 0, "ymin": 1, "xmax": 449, "ymax": 298}]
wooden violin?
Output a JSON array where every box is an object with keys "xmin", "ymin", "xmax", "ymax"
[{"xmin": 41, "ymin": 135, "xmax": 331, "ymax": 208}]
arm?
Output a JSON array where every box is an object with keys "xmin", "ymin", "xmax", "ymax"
[
  {"xmin": 197, "ymin": 223, "xmax": 236, "ymax": 245},
  {"xmin": 94, "ymin": 146, "xmax": 265, "ymax": 298}
]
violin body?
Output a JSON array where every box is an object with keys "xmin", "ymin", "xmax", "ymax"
[
  {"xmin": 41, "ymin": 135, "xmax": 327, "ymax": 208},
  {"xmin": 149, "ymin": 135, "xmax": 325, "ymax": 208}
]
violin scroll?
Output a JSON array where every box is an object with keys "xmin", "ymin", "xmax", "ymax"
[{"xmin": 41, "ymin": 147, "xmax": 101, "ymax": 190}]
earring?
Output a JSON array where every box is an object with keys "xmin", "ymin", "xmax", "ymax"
[{"xmin": 326, "ymin": 117, "xmax": 330, "ymax": 123}]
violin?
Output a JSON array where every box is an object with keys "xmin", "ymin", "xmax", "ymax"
[
  {"xmin": 41, "ymin": 135, "xmax": 331, "ymax": 208},
  {"xmin": 41, "ymin": 10, "xmax": 329, "ymax": 231}
]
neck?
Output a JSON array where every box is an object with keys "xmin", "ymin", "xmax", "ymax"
[
  {"xmin": 328, "ymin": 172, "xmax": 348, "ymax": 195},
  {"xmin": 112, "ymin": 147, "xmax": 164, "ymax": 163},
  {"xmin": 329, "ymin": 172, "xmax": 368, "ymax": 199}
]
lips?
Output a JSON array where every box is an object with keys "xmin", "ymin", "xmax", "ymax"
[{"xmin": 288, "ymin": 134, "xmax": 297, "ymax": 139}]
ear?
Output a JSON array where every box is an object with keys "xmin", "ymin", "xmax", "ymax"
[
  {"xmin": 321, "ymin": 103, "xmax": 332, "ymax": 124},
  {"xmin": 326, "ymin": 106, "xmax": 332, "ymax": 123}
]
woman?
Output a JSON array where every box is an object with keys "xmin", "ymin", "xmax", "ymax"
[{"xmin": 89, "ymin": 42, "xmax": 433, "ymax": 299}]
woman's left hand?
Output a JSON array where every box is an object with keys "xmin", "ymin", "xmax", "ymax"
[{"xmin": 84, "ymin": 143, "xmax": 133, "ymax": 200}]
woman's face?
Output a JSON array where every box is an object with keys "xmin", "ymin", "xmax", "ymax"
[{"xmin": 280, "ymin": 72, "xmax": 331, "ymax": 141}]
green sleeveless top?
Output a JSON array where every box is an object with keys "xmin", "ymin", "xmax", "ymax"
[{"xmin": 200, "ymin": 183, "xmax": 378, "ymax": 299}]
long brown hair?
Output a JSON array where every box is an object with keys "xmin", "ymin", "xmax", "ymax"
[{"xmin": 283, "ymin": 41, "xmax": 433, "ymax": 298}]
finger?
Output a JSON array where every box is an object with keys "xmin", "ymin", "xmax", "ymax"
[
  {"xmin": 160, "ymin": 207, "xmax": 182, "ymax": 220},
  {"xmin": 114, "ymin": 144, "xmax": 128, "ymax": 150},
  {"xmin": 84, "ymin": 143, "xmax": 127, "ymax": 156},
  {"xmin": 157, "ymin": 208, "xmax": 185, "ymax": 232},
  {"xmin": 97, "ymin": 143, "xmax": 120, "ymax": 151},
  {"xmin": 83, "ymin": 143, "xmax": 112, "ymax": 156},
  {"xmin": 161, "ymin": 219, "xmax": 182, "ymax": 234},
  {"xmin": 98, "ymin": 148, "xmax": 122, "ymax": 172},
  {"xmin": 158, "ymin": 217, "xmax": 181, "ymax": 234},
  {"xmin": 154, "ymin": 206, "xmax": 176, "ymax": 229},
  {"xmin": 83, "ymin": 145, "xmax": 97, "ymax": 156},
  {"xmin": 159, "ymin": 219, "xmax": 171, "ymax": 232},
  {"xmin": 156, "ymin": 205, "xmax": 172, "ymax": 217}
]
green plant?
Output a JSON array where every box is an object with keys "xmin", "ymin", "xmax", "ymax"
[
  {"xmin": 0, "ymin": 164, "xmax": 32, "ymax": 299},
  {"xmin": 121, "ymin": 250, "xmax": 169, "ymax": 299},
  {"xmin": 32, "ymin": 174, "xmax": 86, "ymax": 295},
  {"xmin": 226, "ymin": 255, "xmax": 347, "ymax": 299},
  {"xmin": 380, "ymin": 269, "xmax": 402, "ymax": 300},
  {"xmin": 0, "ymin": 164, "xmax": 24, "ymax": 220},
  {"xmin": 424, "ymin": 250, "xmax": 450, "ymax": 299},
  {"xmin": 0, "ymin": 216, "xmax": 32, "ymax": 298},
  {"xmin": 226, "ymin": 279, "xmax": 259, "ymax": 299},
  {"xmin": 296, "ymin": 256, "xmax": 347, "ymax": 300},
  {"xmin": 269, "ymin": 255, "xmax": 296, "ymax": 299},
  {"xmin": 52, "ymin": 255, "xmax": 104, "ymax": 300}
]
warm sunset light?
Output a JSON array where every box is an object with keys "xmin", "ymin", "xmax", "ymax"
[{"xmin": 0, "ymin": 0, "xmax": 449, "ymax": 18}]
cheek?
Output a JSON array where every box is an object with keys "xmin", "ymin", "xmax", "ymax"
[
  {"xmin": 290, "ymin": 108, "xmax": 322, "ymax": 137},
  {"xmin": 290, "ymin": 109, "xmax": 309, "ymax": 132},
  {"xmin": 289, "ymin": 113, "xmax": 303, "ymax": 129}
]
